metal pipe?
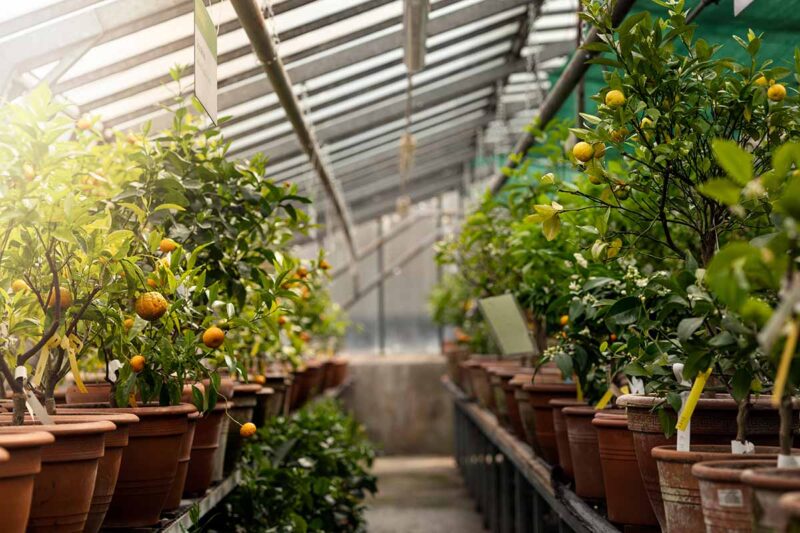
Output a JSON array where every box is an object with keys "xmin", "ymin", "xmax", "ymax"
[
  {"xmin": 488, "ymin": 0, "xmax": 637, "ymax": 194},
  {"xmin": 230, "ymin": 0, "xmax": 358, "ymax": 260}
]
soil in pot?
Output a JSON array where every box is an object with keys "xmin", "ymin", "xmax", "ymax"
[
  {"xmin": 224, "ymin": 383, "xmax": 261, "ymax": 475},
  {"xmin": 0, "ymin": 418, "xmax": 116, "ymax": 533},
  {"xmin": 692, "ymin": 459, "xmax": 777, "ymax": 532},
  {"xmin": 620, "ymin": 394, "xmax": 796, "ymax": 529},
  {"xmin": 562, "ymin": 405, "xmax": 605, "ymax": 499},
  {"xmin": 653, "ymin": 444, "xmax": 785, "ymax": 533},
  {"xmin": 741, "ymin": 466, "xmax": 800, "ymax": 532},
  {"xmin": 550, "ymin": 398, "xmax": 586, "ymax": 479},
  {"xmin": 184, "ymin": 401, "xmax": 229, "ymax": 497},
  {"xmin": 523, "ymin": 381, "xmax": 577, "ymax": 464},
  {"xmin": 0, "ymin": 432, "xmax": 55, "ymax": 533},
  {"xmin": 58, "ymin": 402, "xmax": 197, "ymax": 528}
]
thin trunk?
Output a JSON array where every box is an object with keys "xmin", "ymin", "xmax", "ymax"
[
  {"xmin": 735, "ymin": 396, "xmax": 750, "ymax": 443},
  {"xmin": 12, "ymin": 393, "xmax": 26, "ymax": 426}
]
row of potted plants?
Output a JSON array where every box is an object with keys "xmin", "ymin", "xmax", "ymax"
[
  {"xmin": 0, "ymin": 74, "xmax": 350, "ymax": 532},
  {"xmin": 433, "ymin": 2, "xmax": 800, "ymax": 531}
]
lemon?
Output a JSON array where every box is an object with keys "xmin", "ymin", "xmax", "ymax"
[
  {"xmin": 605, "ymin": 89, "xmax": 625, "ymax": 108},
  {"xmin": 572, "ymin": 142, "xmax": 594, "ymax": 163}
]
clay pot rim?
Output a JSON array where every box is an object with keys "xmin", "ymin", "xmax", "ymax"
[
  {"xmin": 652, "ymin": 444, "xmax": 786, "ymax": 463},
  {"xmin": 692, "ymin": 459, "xmax": 779, "ymax": 482},
  {"xmin": 256, "ymin": 387, "xmax": 275, "ymax": 396},
  {"xmin": 0, "ymin": 430, "xmax": 55, "ymax": 449},
  {"xmin": 618, "ymin": 393, "xmax": 796, "ymax": 410},
  {"xmin": 59, "ymin": 402, "xmax": 197, "ymax": 417},
  {"xmin": 43, "ymin": 412, "xmax": 140, "ymax": 425},
  {"xmin": 523, "ymin": 382, "xmax": 576, "ymax": 392},
  {"xmin": 562, "ymin": 405, "xmax": 602, "ymax": 416},
  {"xmin": 491, "ymin": 367, "xmax": 525, "ymax": 378},
  {"xmin": 232, "ymin": 383, "xmax": 263, "ymax": 394},
  {"xmin": 0, "ymin": 418, "xmax": 116, "ymax": 436},
  {"xmin": 591, "ymin": 415, "xmax": 628, "ymax": 428},
  {"xmin": 548, "ymin": 398, "xmax": 587, "ymax": 408},
  {"xmin": 0, "ymin": 447, "xmax": 8, "ymax": 462},
  {"xmin": 741, "ymin": 467, "xmax": 800, "ymax": 490}
]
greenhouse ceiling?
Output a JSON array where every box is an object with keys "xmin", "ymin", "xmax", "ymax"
[{"xmin": 0, "ymin": 0, "xmax": 579, "ymax": 224}]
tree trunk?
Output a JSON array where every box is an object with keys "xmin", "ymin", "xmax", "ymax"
[
  {"xmin": 735, "ymin": 396, "xmax": 749, "ymax": 443},
  {"xmin": 12, "ymin": 393, "xmax": 26, "ymax": 426},
  {"xmin": 780, "ymin": 395, "xmax": 793, "ymax": 458}
]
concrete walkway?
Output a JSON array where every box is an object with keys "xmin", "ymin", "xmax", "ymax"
[{"xmin": 366, "ymin": 456, "xmax": 486, "ymax": 533}]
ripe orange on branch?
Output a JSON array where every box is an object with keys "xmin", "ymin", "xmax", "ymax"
[
  {"xmin": 240, "ymin": 422, "xmax": 257, "ymax": 438},
  {"xmin": 202, "ymin": 326, "xmax": 225, "ymax": 348},
  {"xmin": 131, "ymin": 355, "xmax": 146, "ymax": 373},
  {"xmin": 135, "ymin": 292, "xmax": 168, "ymax": 321},
  {"xmin": 47, "ymin": 287, "xmax": 73, "ymax": 309},
  {"xmin": 159, "ymin": 238, "xmax": 178, "ymax": 253}
]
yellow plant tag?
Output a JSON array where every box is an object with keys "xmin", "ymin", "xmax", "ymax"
[
  {"xmin": 67, "ymin": 335, "xmax": 87, "ymax": 394},
  {"xmin": 575, "ymin": 376, "xmax": 584, "ymax": 401},
  {"xmin": 31, "ymin": 335, "xmax": 60, "ymax": 387},
  {"xmin": 772, "ymin": 319, "xmax": 799, "ymax": 407},
  {"xmin": 621, "ymin": 385, "xmax": 630, "ymax": 395},
  {"xmin": 675, "ymin": 367, "xmax": 712, "ymax": 431},
  {"xmin": 595, "ymin": 388, "xmax": 614, "ymax": 410}
]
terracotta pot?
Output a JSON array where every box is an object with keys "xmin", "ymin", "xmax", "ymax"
[
  {"xmin": 505, "ymin": 372, "xmax": 533, "ymax": 440},
  {"xmin": 65, "ymin": 382, "xmax": 112, "ymax": 405},
  {"xmin": 653, "ymin": 445, "xmax": 784, "ymax": 533},
  {"xmin": 779, "ymin": 492, "xmax": 800, "ymax": 532},
  {"xmin": 305, "ymin": 360, "xmax": 325, "ymax": 399},
  {"xmin": 252, "ymin": 387, "xmax": 276, "ymax": 429},
  {"xmin": 330, "ymin": 357, "xmax": 349, "ymax": 388},
  {"xmin": 59, "ymin": 402, "xmax": 197, "ymax": 528},
  {"xmin": 224, "ymin": 383, "xmax": 261, "ymax": 475},
  {"xmin": 550, "ymin": 398, "xmax": 586, "ymax": 478},
  {"xmin": 46, "ymin": 412, "xmax": 140, "ymax": 533},
  {"xmin": 162, "ymin": 411, "xmax": 200, "ymax": 511},
  {"xmin": 488, "ymin": 365, "xmax": 521, "ymax": 426},
  {"xmin": 289, "ymin": 367, "xmax": 310, "ymax": 409},
  {"xmin": 320, "ymin": 359, "xmax": 335, "ymax": 390},
  {"xmin": 593, "ymin": 412, "xmax": 657, "ymax": 526},
  {"xmin": 444, "ymin": 346, "xmax": 470, "ymax": 388},
  {"xmin": 184, "ymin": 401, "xmax": 229, "ymax": 497},
  {"xmin": 0, "ymin": 447, "xmax": 7, "ymax": 461},
  {"xmin": 562, "ymin": 405, "xmax": 605, "ymax": 499},
  {"xmin": 620, "ymin": 394, "xmax": 794, "ymax": 529},
  {"xmin": 465, "ymin": 357, "xmax": 499, "ymax": 409},
  {"xmin": 212, "ymin": 415, "xmax": 231, "ymax": 483},
  {"xmin": 692, "ymin": 459, "xmax": 777, "ymax": 532},
  {"xmin": 523, "ymin": 382, "xmax": 577, "ymax": 464},
  {"xmin": 513, "ymin": 386, "xmax": 538, "ymax": 450},
  {"xmin": 0, "ymin": 432, "xmax": 55, "ymax": 533},
  {"xmin": 265, "ymin": 373, "xmax": 291, "ymax": 417},
  {"xmin": 0, "ymin": 418, "xmax": 116, "ymax": 533},
  {"xmin": 742, "ymin": 467, "xmax": 800, "ymax": 532}
]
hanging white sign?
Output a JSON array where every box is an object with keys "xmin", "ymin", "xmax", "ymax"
[{"xmin": 194, "ymin": 0, "xmax": 217, "ymax": 124}]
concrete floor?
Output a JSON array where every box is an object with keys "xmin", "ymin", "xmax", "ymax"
[{"xmin": 366, "ymin": 456, "xmax": 486, "ymax": 533}]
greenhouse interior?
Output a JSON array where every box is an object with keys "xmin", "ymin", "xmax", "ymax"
[{"xmin": 0, "ymin": 0, "xmax": 799, "ymax": 532}]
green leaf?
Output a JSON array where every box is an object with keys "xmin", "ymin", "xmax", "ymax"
[
  {"xmin": 712, "ymin": 139, "xmax": 753, "ymax": 186},
  {"xmin": 698, "ymin": 179, "xmax": 740, "ymax": 205},
  {"xmin": 605, "ymin": 296, "xmax": 641, "ymax": 326},
  {"xmin": 678, "ymin": 317, "xmax": 705, "ymax": 342}
]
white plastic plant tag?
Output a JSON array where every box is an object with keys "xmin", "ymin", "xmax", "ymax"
[
  {"xmin": 672, "ymin": 363, "xmax": 691, "ymax": 387},
  {"xmin": 14, "ymin": 365, "xmax": 27, "ymax": 380},
  {"xmin": 629, "ymin": 376, "xmax": 645, "ymax": 395},
  {"xmin": 25, "ymin": 390, "xmax": 53, "ymax": 425},
  {"xmin": 731, "ymin": 440, "xmax": 755, "ymax": 455},
  {"xmin": 778, "ymin": 454, "xmax": 800, "ymax": 468},
  {"xmin": 107, "ymin": 360, "xmax": 123, "ymax": 383},
  {"xmin": 676, "ymin": 391, "xmax": 691, "ymax": 452}
]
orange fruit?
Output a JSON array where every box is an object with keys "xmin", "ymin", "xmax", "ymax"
[
  {"xmin": 11, "ymin": 279, "xmax": 28, "ymax": 292},
  {"xmin": 135, "ymin": 292, "xmax": 168, "ymax": 321},
  {"xmin": 609, "ymin": 333, "xmax": 617, "ymax": 342},
  {"xmin": 768, "ymin": 83, "xmax": 787, "ymax": 102},
  {"xmin": 146, "ymin": 278, "xmax": 158, "ymax": 289},
  {"xmin": 159, "ymin": 238, "xmax": 177, "ymax": 253},
  {"xmin": 240, "ymin": 422, "xmax": 257, "ymax": 438},
  {"xmin": 572, "ymin": 142, "xmax": 594, "ymax": 163},
  {"xmin": 253, "ymin": 375, "xmax": 266, "ymax": 385},
  {"xmin": 593, "ymin": 143, "xmax": 606, "ymax": 159},
  {"xmin": 299, "ymin": 331, "xmax": 311, "ymax": 342},
  {"xmin": 131, "ymin": 355, "xmax": 146, "ymax": 373},
  {"xmin": 610, "ymin": 128, "xmax": 628, "ymax": 143},
  {"xmin": 559, "ymin": 315, "xmax": 569, "ymax": 327},
  {"xmin": 123, "ymin": 318, "xmax": 135, "ymax": 331},
  {"xmin": 755, "ymin": 76, "xmax": 769, "ymax": 87},
  {"xmin": 47, "ymin": 287, "xmax": 73, "ymax": 309},
  {"xmin": 319, "ymin": 260, "xmax": 331, "ymax": 271},
  {"xmin": 22, "ymin": 164, "xmax": 35, "ymax": 181},
  {"xmin": 202, "ymin": 326, "xmax": 225, "ymax": 349},
  {"xmin": 76, "ymin": 116, "xmax": 92, "ymax": 130},
  {"xmin": 277, "ymin": 316, "xmax": 288, "ymax": 326},
  {"xmin": 605, "ymin": 89, "xmax": 625, "ymax": 108},
  {"xmin": 296, "ymin": 266, "xmax": 308, "ymax": 279}
]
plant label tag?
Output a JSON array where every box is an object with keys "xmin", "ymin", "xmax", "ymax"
[
  {"xmin": 629, "ymin": 376, "xmax": 645, "ymax": 395},
  {"xmin": 677, "ymin": 391, "xmax": 691, "ymax": 451},
  {"xmin": 717, "ymin": 488, "xmax": 744, "ymax": 508},
  {"xmin": 107, "ymin": 360, "xmax": 123, "ymax": 383},
  {"xmin": 25, "ymin": 390, "xmax": 53, "ymax": 425},
  {"xmin": 731, "ymin": 440, "xmax": 755, "ymax": 454},
  {"xmin": 778, "ymin": 454, "xmax": 800, "ymax": 468},
  {"xmin": 14, "ymin": 365, "xmax": 27, "ymax": 380}
]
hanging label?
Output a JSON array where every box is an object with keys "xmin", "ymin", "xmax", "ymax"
[
  {"xmin": 194, "ymin": 0, "xmax": 218, "ymax": 124},
  {"xmin": 107, "ymin": 360, "xmax": 123, "ymax": 383},
  {"xmin": 595, "ymin": 389, "xmax": 614, "ymax": 410},
  {"xmin": 25, "ymin": 390, "xmax": 53, "ymax": 425}
]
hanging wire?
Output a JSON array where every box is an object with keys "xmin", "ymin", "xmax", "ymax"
[{"xmin": 397, "ymin": 73, "xmax": 416, "ymax": 217}]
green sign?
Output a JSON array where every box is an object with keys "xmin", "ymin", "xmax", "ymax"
[
  {"xmin": 478, "ymin": 294, "xmax": 536, "ymax": 357},
  {"xmin": 194, "ymin": 0, "xmax": 217, "ymax": 123}
]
